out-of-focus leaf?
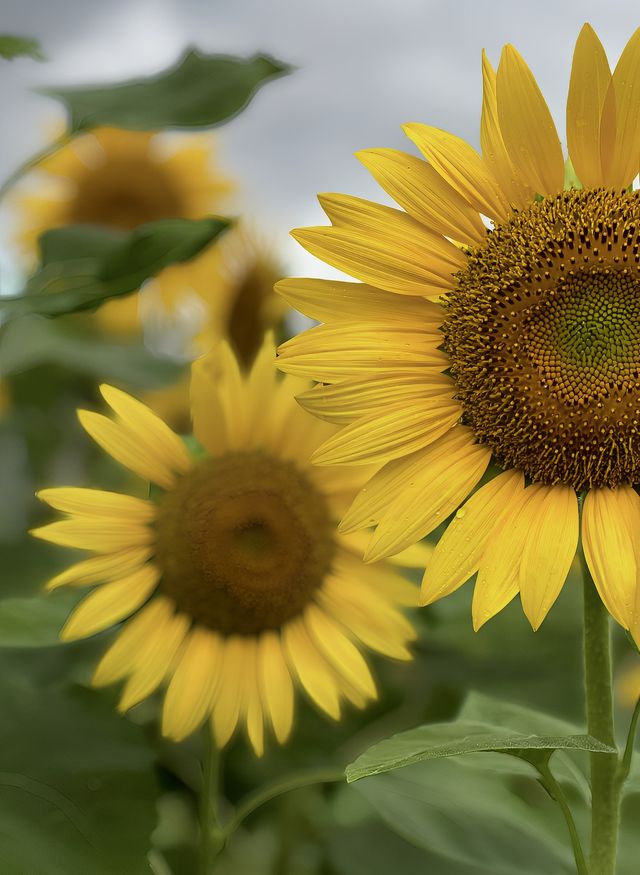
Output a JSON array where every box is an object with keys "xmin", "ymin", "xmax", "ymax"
[
  {"xmin": 0, "ymin": 651, "xmax": 160, "ymax": 874},
  {"xmin": 0, "ymin": 218, "xmax": 230, "ymax": 325},
  {"xmin": 346, "ymin": 718, "xmax": 614, "ymax": 783},
  {"xmin": 39, "ymin": 50, "xmax": 290, "ymax": 132},
  {"xmin": 0, "ymin": 316, "xmax": 185, "ymax": 388},
  {"xmin": 0, "ymin": 592, "xmax": 79, "ymax": 648},
  {"xmin": 353, "ymin": 758, "xmax": 576, "ymax": 875},
  {"xmin": 329, "ymin": 822, "xmax": 477, "ymax": 875},
  {"xmin": 0, "ymin": 34, "xmax": 45, "ymax": 61}
]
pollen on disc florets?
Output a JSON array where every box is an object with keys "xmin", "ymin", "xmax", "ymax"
[
  {"xmin": 155, "ymin": 452, "xmax": 335, "ymax": 634},
  {"xmin": 443, "ymin": 189, "xmax": 640, "ymax": 491}
]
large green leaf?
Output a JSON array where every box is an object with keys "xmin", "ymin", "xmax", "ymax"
[
  {"xmin": 0, "ymin": 650, "xmax": 160, "ymax": 874},
  {"xmin": 353, "ymin": 758, "xmax": 576, "ymax": 875},
  {"xmin": 0, "ymin": 217, "xmax": 229, "ymax": 324},
  {"xmin": 0, "ymin": 592, "xmax": 79, "ymax": 648},
  {"xmin": 0, "ymin": 316, "xmax": 185, "ymax": 388},
  {"xmin": 0, "ymin": 34, "xmax": 45, "ymax": 61},
  {"xmin": 39, "ymin": 50, "xmax": 290, "ymax": 132},
  {"xmin": 346, "ymin": 719, "xmax": 614, "ymax": 782}
]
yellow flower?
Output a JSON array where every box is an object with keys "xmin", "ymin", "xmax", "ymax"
[
  {"xmin": 16, "ymin": 127, "xmax": 232, "ymax": 335},
  {"xmin": 140, "ymin": 227, "xmax": 287, "ymax": 432},
  {"xmin": 31, "ymin": 338, "xmax": 420, "ymax": 755},
  {"xmin": 276, "ymin": 25, "xmax": 640, "ymax": 641}
]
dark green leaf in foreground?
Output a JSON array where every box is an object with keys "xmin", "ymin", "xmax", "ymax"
[
  {"xmin": 0, "ymin": 316, "xmax": 184, "ymax": 388},
  {"xmin": 346, "ymin": 691, "xmax": 618, "ymax": 785},
  {"xmin": 0, "ymin": 34, "xmax": 45, "ymax": 61},
  {"xmin": 0, "ymin": 217, "xmax": 229, "ymax": 325},
  {"xmin": 0, "ymin": 651, "xmax": 160, "ymax": 874},
  {"xmin": 39, "ymin": 50, "xmax": 290, "ymax": 132},
  {"xmin": 353, "ymin": 759, "xmax": 577, "ymax": 875}
]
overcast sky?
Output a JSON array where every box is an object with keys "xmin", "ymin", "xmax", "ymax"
[{"xmin": 1, "ymin": 0, "xmax": 638, "ymax": 282}]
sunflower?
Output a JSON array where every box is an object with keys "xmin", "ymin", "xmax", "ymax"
[
  {"xmin": 276, "ymin": 25, "xmax": 640, "ymax": 642},
  {"xmin": 140, "ymin": 226, "xmax": 287, "ymax": 432},
  {"xmin": 15, "ymin": 127, "xmax": 232, "ymax": 335},
  {"xmin": 31, "ymin": 338, "xmax": 419, "ymax": 754}
]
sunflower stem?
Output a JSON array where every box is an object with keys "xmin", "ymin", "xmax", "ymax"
[
  {"xmin": 582, "ymin": 560, "xmax": 620, "ymax": 875},
  {"xmin": 223, "ymin": 767, "xmax": 344, "ymax": 838},
  {"xmin": 535, "ymin": 761, "xmax": 589, "ymax": 875},
  {"xmin": 198, "ymin": 729, "xmax": 225, "ymax": 875}
]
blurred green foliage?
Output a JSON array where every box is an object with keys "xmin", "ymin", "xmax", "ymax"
[
  {"xmin": 40, "ymin": 51, "xmax": 290, "ymax": 133},
  {"xmin": 0, "ymin": 34, "xmax": 45, "ymax": 61}
]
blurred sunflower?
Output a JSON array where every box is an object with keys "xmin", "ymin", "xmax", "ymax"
[
  {"xmin": 277, "ymin": 25, "xmax": 640, "ymax": 640},
  {"xmin": 31, "ymin": 338, "xmax": 419, "ymax": 754}
]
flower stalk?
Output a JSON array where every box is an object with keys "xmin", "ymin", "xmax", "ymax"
[{"xmin": 581, "ymin": 559, "xmax": 621, "ymax": 875}]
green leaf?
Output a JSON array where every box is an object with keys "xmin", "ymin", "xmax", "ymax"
[
  {"xmin": 457, "ymin": 692, "xmax": 598, "ymax": 795},
  {"xmin": 0, "ymin": 592, "xmax": 80, "ymax": 648},
  {"xmin": 0, "ymin": 217, "xmax": 229, "ymax": 324},
  {"xmin": 0, "ymin": 316, "xmax": 185, "ymax": 389},
  {"xmin": 346, "ymin": 719, "xmax": 614, "ymax": 783},
  {"xmin": 0, "ymin": 650, "xmax": 160, "ymax": 874},
  {"xmin": 353, "ymin": 759, "xmax": 577, "ymax": 874},
  {"xmin": 39, "ymin": 50, "xmax": 290, "ymax": 132},
  {"xmin": 0, "ymin": 34, "xmax": 45, "ymax": 61}
]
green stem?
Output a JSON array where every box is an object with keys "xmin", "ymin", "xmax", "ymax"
[
  {"xmin": 536, "ymin": 761, "xmax": 589, "ymax": 875},
  {"xmin": 198, "ymin": 730, "xmax": 224, "ymax": 875},
  {"xmin": 617, "ymin": 697, "xmax": 640, "ymax": 785},
  {"xmin": 224, "ymin": 767, "xmax": 344, "ymax": 838},
  {"xmin": 0, "ymin": 131, "xmax": 74, "ymax": 202},
  {"xmin": 582, "ymin": 558, "xmax": 620, "ymax": 875}
]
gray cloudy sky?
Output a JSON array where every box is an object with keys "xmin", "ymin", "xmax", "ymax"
[{"xmin": 1, "ymin": 0, "xmax": 638, "ymax": 280}]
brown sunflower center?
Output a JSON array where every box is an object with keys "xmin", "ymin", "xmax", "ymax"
[
  {"xmin": 443, "ymin": 189, "xmax": 640, "ymax": 490},
  {"xmin": 154, "ymin": 451, "xmax": 335, "ymax": 633},
  {"xmin": 70, "ymin": 159, "xmax": 185, "ymax": 230}
]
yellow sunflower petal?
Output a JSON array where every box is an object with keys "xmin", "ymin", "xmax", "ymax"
[
  {"xmin": 480, "ymin": 50, "xmax": 534, "ymax": 208},
  {"xmin": 601, "ymin": 27, "xmax": 640, "ymax": 189},
  {"xmin": 403, "ymin": 123, "xmax": 510, "ymax": 221},
  {"xmin": 92, "ymin": 597, "xmax": 174, "ymax": 686},
  {"xmin": 100, "ymin": 384, "xmax": 191, "ymax": 472},
  {"xmin": 190, "ymin": 352, "xmax": 230, "ymax": 456},
  {"xmin": 77, "ymin": 409, "xmax": 177, "ymax": 489},
  {"xmin": 31, "ymin": 518, "xmax": 153, "ymax": 553},
  {"xmin": 339, "ymin": 426, "xmax": 474, "ymax": 534},
  {"xmin": 278, "ymin": 322, "xmax": 448, "ymax": 383},
  {"xmin": 421, "ymin": 469, "xmax": 524, "ymax": 606},
  {"xmin": 582, "ymin": 487, "xmax": 637, "ymax": 629},
  {"xmin": 291, "ymin": 226, "xmax": 455, "ymax": 298},
  {"xmin": 257, "ymin": 631, "xmax": 295, "ymax": 744},
  {"xmin": 311, "ymin": 399, "xmax": 460, "ymax": 466},
  {"xmin": 275, "ymin": 277, "xmax": 443, "ymax": 325},
  {"xmin": 304, "ymin": 604, "xmax": 376, "ymax": 700},
  {"xmin": 241, "ymin": 638, "xmax": 265, "ymax": 756},
  {"xmin": 472, "ymin": 484, "xmax": 537, "ymax": 630},
  {"xmin": 162, "ymin": 627, "xmax": 223, "ymax": 741},
  {"xmin": 318, "ymin": 193, "xmax": 467, "ymax": 272},
  {"xmin": 297, "ymin": 373, "xmax": 454, "ymax": 424},
  {"xmin": 61, "ymin": 564, "xmax": 160, "ymax": 641},
  {"xmin": 356, "ymin": 147, "xmax": 487, "ymax": 245},
  {"xmin": 211, "ymin": 636, "xmax": 245, "ymax": 747},
  {"xmin": 37, "ymin": 487, "xmax": 155, "ymax": 521},
  {"xmin": 566, "ymin": 23, "xmax": 612, "ymax": 188},
  {"xmin": 283, "ymin": 617, "xmax": 341, "ymax": 719},
  {"xmin": 518, "ymin": 485, "xmax": 579, "ymax": 631},
  {"xmin": 496, "ymin": 44, "xmax": 564, "ymax": 196},
  {"xmin": 364, "ymin": 430, "xmax": 491, "ymax": 562},
  {"xmin": 318, "ymin": 577, "xmax": 414, "ymax": 660},
  {"xmin": 46, "ymin": 547, "xmax": 153, "ymax": 590},
  {"xmin": 118, "ymin": 611, "xmax": 189, "ymax": 712}
]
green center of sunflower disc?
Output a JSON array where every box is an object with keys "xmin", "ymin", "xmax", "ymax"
[
  {"xmin": 443, "ymin": 189, "xmax": 640, "ymax": 491},
  {"xmin": 155, "ymin": 452, "xmax": 335, "ymax": 634}
]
